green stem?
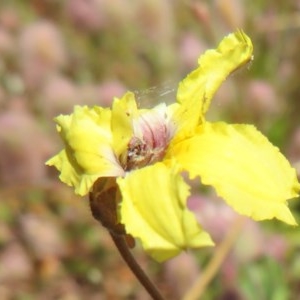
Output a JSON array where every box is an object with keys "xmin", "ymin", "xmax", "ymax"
[{"xmin": 109, "ymin": 232, "xmax": 165, "ymax": 300}]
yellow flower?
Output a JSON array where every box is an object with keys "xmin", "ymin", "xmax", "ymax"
[{"xmin": 47, "ymin": 30, "xmax": 300, "ymax": 262}]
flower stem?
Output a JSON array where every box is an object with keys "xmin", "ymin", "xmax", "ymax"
[
  {"xmin": 183, "ymin": 215, "xmax": 246, "ymax": 300},
  {"xmin": 109, "ymin": 232, "xmax": 166, "ymax": 300},
  {"xmin": 89, "ymin": 184, "xmax": 165, "ymax": 299}
]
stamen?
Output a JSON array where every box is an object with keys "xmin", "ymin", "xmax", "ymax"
[{"xmin": 121, "ymin": 104, "xmax": 172, "ymax": 171}]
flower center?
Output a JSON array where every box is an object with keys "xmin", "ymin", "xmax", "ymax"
[
  {"xmin": 125, "ymin": 136, "xmax": 166, "ymax": 170},
  {"xmin": 122, "ymin": 105, "xmax": 172, "ymax": 171}
]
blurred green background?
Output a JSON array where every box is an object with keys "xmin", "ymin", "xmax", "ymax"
[{"xmin": 0, "ymin": 0, "xmax": 300, "ymax": 299}]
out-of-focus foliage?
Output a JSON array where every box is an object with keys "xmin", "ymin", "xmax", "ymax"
[{"xmin": 0, "ymin": 0, "xmax": 299, "ymax": 299}]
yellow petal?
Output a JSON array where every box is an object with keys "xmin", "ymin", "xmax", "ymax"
[
  {"xmin": 166, "ymin": 122, "xmax": 300, "ymax": 225},
  {"xmin": 111, "ymin": 91, "xmax": 137, "ymax": 157},
  {"xmin": 46, "ymin": 149, "xmax": 101, "ymax": 195},
  {"xmin": 47, "ymin": 106, "xmax": 124, "ymax": 195},
  {"xmin": 117, "ymin": 163, "xmax": 214, "ymax": 262},
  {"xmin": 173, "ymin": 30, "xmax": 253, "ymax": 138}
]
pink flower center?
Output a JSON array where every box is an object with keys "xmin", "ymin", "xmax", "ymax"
[{"xmin": 122, "ymin": 105, "xmax": 172, "ymax": 171}]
